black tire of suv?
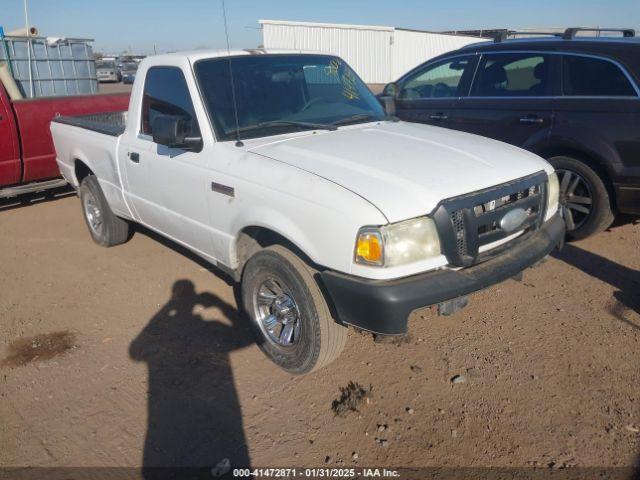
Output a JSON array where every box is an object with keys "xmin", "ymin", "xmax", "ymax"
[
  {"xmin": 547, "ymin": 156, "xmax": 615, "ymax": 241},
  {"xmin": 79, "ymin": 175, "xmax": 131, "ymax": 247},
  {"xmin": 241, "ymin": 245, "xmax": 348, "ymax": 374}
]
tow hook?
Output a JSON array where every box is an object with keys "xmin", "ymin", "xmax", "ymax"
[{"xmin": 438, "ymin": 295, "xmax": 469, "ymax": 316}]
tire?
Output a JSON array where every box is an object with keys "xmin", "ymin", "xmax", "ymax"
[
  {"xmin": 547, "ymin": 156, "xmax": 615, "ymax": 241},
  {"xmin": 79, "ymin": 175, "xmax": 131, "ymax": 247},
  {"xmin": 241, "ymin": 245, "xmax": 348, "ymax": 374}
]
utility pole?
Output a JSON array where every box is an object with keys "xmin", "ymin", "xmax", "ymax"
[{"xmin": 24, "ymin": 0, "xmax": 34, "ymax": 97}]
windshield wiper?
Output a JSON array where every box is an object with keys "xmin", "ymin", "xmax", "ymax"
[
  {"xmin": 236, "ymin": 120, "xmax": 337, "ymax": 134},
  {"xmin": 331, "ymin": 114, "xmax": 398, "ymax": 126}
]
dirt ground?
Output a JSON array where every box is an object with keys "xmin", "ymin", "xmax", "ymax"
[{"xmin": 1, "ymin": 191, "xmax": 639, "ymax": 475}]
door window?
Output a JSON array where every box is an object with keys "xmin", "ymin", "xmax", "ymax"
[
  {"xmin": 472, "ymin": 53, "xmax": 551, "ymax": 97},
  {"xmin": 399, "ymin": 56, "xmax": 474, "ymax": 99},
  {"xmin": 141, "ymin": 66, "xmax": 200, "ymax": 137},
  {"xmin": 562, "ymin": 55, "xmax": 637, "ymax": 97}
]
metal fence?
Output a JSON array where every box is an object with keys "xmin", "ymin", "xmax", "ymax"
[{"xmin": 0, "ymin": 36, "xmax": 98, "ymax": 98}]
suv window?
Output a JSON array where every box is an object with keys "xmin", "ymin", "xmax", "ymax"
[
  {"xmin": 562, "ymin": 55, "xmax": 637, "ymax": 97},
  {"xmin": 399, "ymin": 56, "xmax": 474, "ymax": 99},
  {"xmin": 141, "ymin": 66, "xmax": 200, "ymax": 137},
  {"xmin": 472, "ymin": 53, "xmax": 551, "ymax": 97}
]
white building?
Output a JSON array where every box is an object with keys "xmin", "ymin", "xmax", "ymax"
[{"xmin": 259, "ymin": 19, "xmax": 481, "ymax": 85}]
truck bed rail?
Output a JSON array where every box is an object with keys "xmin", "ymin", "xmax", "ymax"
[{"xmin": 52, "ymin": 111, "xmax": 127, "ymax": 137}]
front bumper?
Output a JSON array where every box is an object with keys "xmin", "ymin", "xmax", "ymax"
[{"xmin": 320, "ymin": 213, "xmax": 565, "ymax": 335}]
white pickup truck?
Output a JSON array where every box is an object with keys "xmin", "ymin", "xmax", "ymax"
[{"xmin": 51, "ymin": 50, "xmax": 565, "ymax": 374}]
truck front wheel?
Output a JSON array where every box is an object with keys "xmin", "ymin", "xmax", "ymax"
[
  {"xmin": 241, "ymin": 245, "xmax": 348, "ymax": 374},
  {"xmin": 79, "ymin": 175, "xmax": 131, "ymax": 247}
]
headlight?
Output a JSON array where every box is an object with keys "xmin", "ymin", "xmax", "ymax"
[
  {"xmin": 546, "ymin": 171, "xmax": 559, "ymax": 219},
  {"xmin": 355, "ymin": 216, "xmax": 441, "ymax": 267}
]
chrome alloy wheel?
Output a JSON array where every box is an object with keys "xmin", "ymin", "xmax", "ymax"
[
  {"xmin": 82, "ymin": 190, "xmax": 104, "ymax": 237},
  {"xmin": 253, "ymin": 278, "xmax": 301, "ymax": 348},
  {"xmin": 557, "ymin": 168, "xmax": 593, "ymax": 232}
]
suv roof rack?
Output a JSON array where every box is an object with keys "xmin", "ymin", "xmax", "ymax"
[
  {"xmin": 493, "ymin": 27, "xmax": 636, "ymax": 43},
  {"xmin": 494, "ymin": 30, "xmax": 562, "ymax": 43},
  {"xmin": 563, "ymin": 27, "xmax": 636, "ymax": 39}
]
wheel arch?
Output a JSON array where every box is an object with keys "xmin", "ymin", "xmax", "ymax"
[
  {"xmin": 74, "ymin": 158, "xmax": 94, "ymax": 187},
  {"xmin": 537, "ymin": 145, "xmax": 617, "ymax": 207},
  {"xmin": 234, "ymin": 225, "xmax": 320, "ymax": 280}
]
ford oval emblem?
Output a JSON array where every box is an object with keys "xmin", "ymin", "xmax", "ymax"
[{"xmin": 500, "ymin": 208, "xmax": 528, "ymax": 233}]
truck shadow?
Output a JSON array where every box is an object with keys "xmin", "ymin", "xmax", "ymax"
[
  {"xmin": 553, "ymin": 244, "xmax": 640, "ymax": 330},
  {"xmin": 133, "ymin": 224, "xmax": 236, "ymax": 287},
  {"xmin": 130, "ymin": 279, "xmax": 254, "ymax": 477}
]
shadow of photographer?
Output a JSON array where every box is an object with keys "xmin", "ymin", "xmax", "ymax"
[{"xmin": 130, "ymin": 279, "xmax": 254, "ymax": 477}]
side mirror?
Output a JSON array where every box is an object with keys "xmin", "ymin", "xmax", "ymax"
[
  {"xmin": 151, "ymin": 114, "xmax": 202, "ymax": 152},
  {"xmin": 382, "ymin": 82, "xmax": 399, "ymax": 98},
  {"xmin": 379, "ymin": 83, "xmax": 399, "ymax": 115}
]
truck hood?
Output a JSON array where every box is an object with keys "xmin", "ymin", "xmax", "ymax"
[{"xmin": 247, "ymin": 121, "xmax": 553, "ymax": 223}]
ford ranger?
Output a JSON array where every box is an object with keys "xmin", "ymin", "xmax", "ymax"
[{"xmin": 50, "ymin": 50, "xmax": 565, "ymax": 374}]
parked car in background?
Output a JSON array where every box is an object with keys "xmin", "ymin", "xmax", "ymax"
[
  {"xmin": 380, "ymin": 28, "xmax": 640, "ymax": 239},
  {"xmin": 0, "ymin": 82, "xmax": 129, "ymax": 197},
  {"xmin": 120, "ymin": 62, "xmax": 138, "ymax": 84},
  {"xmin": 51, "ymin": 50, "xmax": 563, "ymax": 374},
  {"xmin": 96, "ymin": 60, "xmax": 120, "ymax": 83}
]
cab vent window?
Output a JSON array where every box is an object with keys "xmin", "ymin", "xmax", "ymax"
[
  {"xmin": 472, "ymin": 54, "xmax": 550, "ymax": 97},
  {"xmin": 562, "ymin": 55, "xmax": 637, "ymax": 97},
  {"xmin": 141, "ymin": 67, "xmax": 200, "ymax": 136}
]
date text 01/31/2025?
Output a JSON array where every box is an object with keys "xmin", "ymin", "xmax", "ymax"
[{"xmin": 232, "ymin": 468, "xmax": 401, "ymax": 478}]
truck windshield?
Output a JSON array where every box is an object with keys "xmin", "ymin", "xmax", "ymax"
[{"xmin": 194, "ymin": 54, "xmax": 387, "ymax": 141}]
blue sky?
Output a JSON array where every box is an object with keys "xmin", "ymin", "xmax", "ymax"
[{"xmin": 3, "ymin": 0, "xmax": 639, "ymax": 54}]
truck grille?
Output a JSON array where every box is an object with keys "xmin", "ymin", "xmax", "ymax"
[
  {"xmin": 434, "ymin": 171, "xmax": 548, "ymax": 267},
  {"xmin": 450, "ymin": 210, "xmax": 468, "ymax": 258}
]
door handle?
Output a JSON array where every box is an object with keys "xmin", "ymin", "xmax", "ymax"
[
  {"xmin": 519, "ymin": 116, "xmax": 544, "ymax": 124},
  {"xmin": 129, "ymin": 152, "xmax": 140, "ymax": 163},
  {"xmin": 429, "ymin": 113, "xmax": 449, "ymax": 121}
]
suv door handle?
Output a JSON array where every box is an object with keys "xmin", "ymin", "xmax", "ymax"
[
  {"xmin": 129, "ymin": 152, "xmax": 140, "ymax": 163},
  {"xmin": 429, "ymin": 113, "xmax": 449, "ymax": 121},
  {"xmin": 519, "ymin": 115, "xmax": 544, "ymax": 124}
]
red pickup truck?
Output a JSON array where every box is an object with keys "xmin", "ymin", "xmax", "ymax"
[{"xmin": 0, "ymin": 83, "xmax": 129, "ymax": 198}]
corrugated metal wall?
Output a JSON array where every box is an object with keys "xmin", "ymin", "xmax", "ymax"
[
  {"xmin": 392, "ymin": 30, "xmax": 478, "ymax": 79},
  {"xmin": 261, "ymin": 20, "xmax": 480, "ymax": 84},
  {"xmin": 261, "ymin": 21, "xmax": 393, "ymax": 84}
]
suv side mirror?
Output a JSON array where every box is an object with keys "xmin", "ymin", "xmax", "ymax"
[
  {"xmin": 151, "ymin": 114, "xmax": 202, "ymax": 152},
  {"xmin": 382, "ymin": 82, "xmax": 399, "ymax": 98},
  {"xmin": 379, "ymin": 82, "xmax": 399, "ymax": 115}
]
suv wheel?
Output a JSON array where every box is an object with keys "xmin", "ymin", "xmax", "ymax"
[
  {"xmin": 241, "ymin": 245, "xmax": 348, "ymax": 374},
  {"xmin": 548, "ymin": 156, "xmax": 615, "ymax": 240},
  {"xmin": 79, "ymin": 175, "xmax": 131, "ymax": 246}
]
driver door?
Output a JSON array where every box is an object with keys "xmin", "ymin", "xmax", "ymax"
[
  {"xmin": 395, "ymin": 55, "xmax": 477, "ymax": 130},
  {"xmin": 119, "ymin": 66, "xmax": 213, "ymax": 256}
]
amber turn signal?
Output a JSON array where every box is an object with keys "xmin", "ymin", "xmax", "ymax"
[{"xmin": 355, "ymin": 231, "xmax": 383, "ymax": 265}]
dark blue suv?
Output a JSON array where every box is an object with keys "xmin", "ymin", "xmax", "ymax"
[{"xmin": 381, "ymin": 28, "xmax": 640, "ymax": 239}]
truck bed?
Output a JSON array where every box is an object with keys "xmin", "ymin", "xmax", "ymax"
[{"xmin": 52, "ymin": 111, "xmax": 128, "ymax": 137}]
